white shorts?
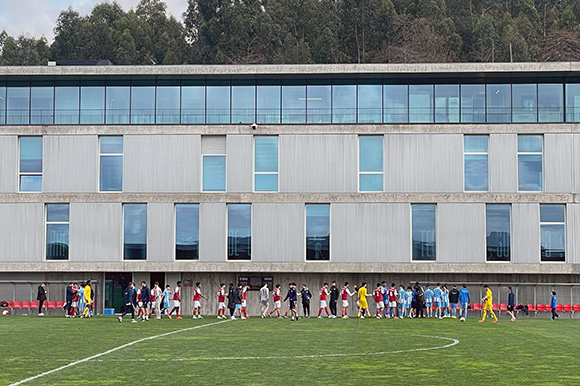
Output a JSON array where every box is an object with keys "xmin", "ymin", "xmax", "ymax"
[
  {"xmin": 320, "ymin": 300, "xmax": 327, "ymax": 308},
  {"xmin": 218, "ymin": 302, "xmax": 225, "ymax": 309},
  {"xmin": 342, "ymin": 300, "xmax": 349, "ymax": 307},
  {"xmin": 173, "ymin": 300, "xmax": 180, "ymax": 308},
  {"xmin": 71, "ymin": 302, "xmax": 77, "ymax": 307},
  {"xmin": 138, "ymin": 302, "xmax": 143, "ymax": 308},
  {"xmin": 389, "ymin": 301, "xmax": 397, "ymax": 308},
  {"xmin": 242, "ymin": 300, "xmax": 247, "ymax": 308},
  {"xmin": 194, "ymin": 301, "xmax": 201, "ymax": 308},
  {"xmin": 275, "ymin": 300, "xmax": 281, "ymax": 308},
  {"xmin": 376, "ymin": 301, "xmax": 384, "ymax": 308}
]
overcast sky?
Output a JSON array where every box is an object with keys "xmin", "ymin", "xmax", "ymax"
[{"xmin": 0, "ymin": 0, "xmax": 187, "ymax": 42}]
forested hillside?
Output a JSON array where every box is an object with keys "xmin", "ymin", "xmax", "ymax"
[{"xmin": 2, "ymin": 0, "xmax": 580, "ymax": 65}]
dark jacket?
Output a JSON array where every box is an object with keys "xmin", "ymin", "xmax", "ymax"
[
  {"xmin": 124, "ymin": 286, "xmax": 137, "ymax": 304},
  {"xmin": 508, "ymin": 292, "xmax": 515, "ymax": 307},
  {"xmin": 449, "ymin": 288, "xmax": 460, "ymax": 304},
  {"xmin": 329, "ymin": 285, "xmax": 339, "ymax": 302},
  {"xmin": 37, "ymin": 285, "xmax": 47, "ymax": 301},
  {"xmin": 228, "ymin": 286, "xmax": 236, "ymax": 308},
  {"xmin": 301, "ymin": 289, "xmax": 312, "ymax": 304},
  {"xmin": 66, "ymin": 286, "xmax": 74, "ymax": 302},
  {"xmin": 233, "ymin": 288, "xmax": 242, "ymax": 305},
  {"xmin": 284, "ymin": 288, "xmax": 297, "ymax": 302},
  {"xmin": 140, "ymin": 286, "xmax": 151, "ymax": 303}
]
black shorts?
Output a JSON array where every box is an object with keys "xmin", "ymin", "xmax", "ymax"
[
  {"xmin": 507, "ymin": 305, "xmax": 514, "ymax": 311},
  {"xmin": 289, "ymin": 300, "xmax": 296, "ymax": 309}
]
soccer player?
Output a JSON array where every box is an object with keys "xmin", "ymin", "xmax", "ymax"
[
  {"xmin": 77, "ymin": 282, "xmax": 85, "ymax": 318},
  {"xmin": 329, "ymin": 281, "xmax": 339, "ymax": 317},
  {"xmin": 168, "ymin": 281, "xmax": 182, "ymax": 319},
  {"xmin": 449, "ymin": 285, "xmax": 459, "ymax": 318},
  {"xmin": 241, "ymin": 284, "xmax": 250, "ymax": 319},
  {"xmin": 479, "ymin": 284, "xmax": 498, "ymax": 323},
  {"xmin": 232, "ymin": 283, "xmax": 243, "ymax": 320},
  {"xmin": 139, "ymin": 281, "xmax": 151, "ymax": 322},
  {"xmin": 387, "ymin": 283, "xmax": 398, "ymax": 319},
  {"xmin": 217, "ymin": 283, "xmax": 227, "ymax": 319},
  {"xmin": 373, "ymin": 283, "xmax": 384, "ymax": 318},
  {"xmin": 550, "ymin": 291, "xmax": 559, "ymax": 320},
  {"xmin": 458, "ymin": 284, "xmax": 471, "ymax": 319},
  {"xmin": 398, "ymin": 285, "xmax": 406, "ymax": 317},
  {"xmin": 441, "ymin": 285, "xmax": 450, "ymax": 318},
  {"xmin": 317, "ymin": 283, "xmax": 331, "ymax": 318},
  {"xmin": 424, "ymin": 285, "xmax": 434, "ymax": 317},
  {"xmin": 260, "ymin": 283, "xmax": 270, "ymax": 318},
  {"xmin": 162, "ymin": 285, "xmax": 172, "ymax": 319},
  {"xmin": 357, "ymin": 283, "xmax": 372, "ymax": 318},
  {"xmin": 192, "ymin": 282, "xmax": 208, "ymax": 319},
  {"xmin": 506, "ymin": 286, "xmax": 516, "ymax": 322},
  {"xmin": 381, "ymin": 281, "xmax": 389, "ymax": 317},
  {"xmin": 300, "ymin": 284, "xmax": 312, "ymax": 318},
  {"xmin": 405, "ymin": 286, "xmax": 413, "ymax": 318},
  {"xmin": 284, "ymin": 283, "xmax": 299, "ymax": 321},
  {"xmin": 269, "ymin": 284, "xmax": 282, "ymax": 318},
  {"xmin": 118, "ymin": 282, "xmax": 137, "ymax": 323},
  {"xmin": 152, "ymin": 282, "xmax": 163, "ymax": 319},
  {"xmin": 83, "ymin": 281, "xmax": 92, "ymax": 318},
  {"xmin": 341, "ymin": 282, "xmax": 355, "ymax": 318},
  {"xmin": 433, "ymin": 283, "xmax": 442, "ymax": 319}
]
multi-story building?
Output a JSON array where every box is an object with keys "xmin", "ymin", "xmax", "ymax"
[{"xmin": 1, "ymin": 62, "xmax": 579, "ymax": 314}]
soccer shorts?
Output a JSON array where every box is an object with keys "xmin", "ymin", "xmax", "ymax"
[
  {"xmin": 235, "ymin": 304, "xmax": 242, "ymax": 310},
  {"xmin": 218, "ymin": 302, "xmax": 225, "ymax": 309},
  {"xmin": 460, "ymin": 302, "xmax": 468, "ymax": 310},
  {"xmin": 260, "ymin": 300, "xmax": 268, "ymax": 307},
  {"xmin": 507, "ymin": 304, "xmax": 514, "ymax": 311},
  {"xmin": 320, "ymin": 300, "xmax": 327, "ymax": 308},
  {"xmin": 173, "ymin": 300, "xmax": 180, "ymax": 308},
  {"xmin": 289, "ymin": 300, "xmax": 296, "ymax": 309},
  {"xmin": 138, "ymin": 302, "xmax": 143, "ymax": 308},
  {"xmin": 360, "ymin": 301, "xmax": 368, "ymax": 309},
  {"xmin": 425, "ymin": 302, "xmax": 432, "ymax": 308},
  {"xmin": 163, "ymin": 301, "xmax": 170, "ymax": 309},
  {"xmin": 434, "ymin": 301, "xmax": 441, "ymax": 308},
  {"xmin": 194, "ymin": 301, "xmax": 201, "ymax": 308},
  {"xmin": 71, "ymin": 302, "xmax": 77, "ymax": 307},
  {"xmin": 275, "ymin": 300, "xmax": 281, "ymax": 308},
  {"xmin": 388, "ymin": 301, "xmax": 397, "ymax": 308},
  {"xmin": 484, "ymin": 304, "xmax": 492, "ymax": 311},
  {"xmin": 377, "ymin": 301, "xmax": 384, "ymax": 308},
  {"xmin": 342, "ymin": 300, "xmax": 349, "ymax": 307},
  {"xmin": 242, "ymin": 300, "xmax": 247, "ymax": 308},
  {"xmin": 450, "ymin": 303, "xmax": 457, "ymax": 309}
]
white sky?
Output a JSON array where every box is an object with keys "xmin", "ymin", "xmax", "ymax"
[{"xmin": 0, "ymin": 0, "xmax": 188, "ymax": 42}]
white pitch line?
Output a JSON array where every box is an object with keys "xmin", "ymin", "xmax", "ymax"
[{"xmin": 8, "ymin": 320, "xmax": 229, "ymax": 386}]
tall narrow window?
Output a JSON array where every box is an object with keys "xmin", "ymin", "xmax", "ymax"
[
  {"xmin": 202, "ymin": 136, "xmax": 226, "ymax": 192},
  {"xmin": 254, "ymin": 136, "xmax": 278, "ymax": 191},
  {"xmin": 412, "ymin": 204, "xmax": 436, "ymax": 261},
  {"xmin": 435, "ymin": 85, "xmax": 459, "ymax": 123},
  {"xmin": 156, "ymin": 84, "xmax": 180, "ymax": 124},
  {"xmin": 359, "ymin": 135, "xmax": 383, "ymax": 191},
  {"xmin": 99, "ymin": 136, "xmax": 123, "ymax": 192},
  {"xmin": 282, "ymin": 84, "xmax": 306, "ymax": 123},
  {"xmin": 228, "ymin": 204, "xmax": 251, "ymax": 260},
  {"xmin": 130, "ymin": 85, "xmax": 155, "ymax": 124},
  {"xmin": 124, "ymin": 204, "xmax": 147, "ymax": 260},
  {"xmin": 306, "ymin": 84, "xmax": 331, "ymax": 123},
  {"xmin": 30, "ymin": 85, "xmax": 54, "ymax": 124},
  {"xmin": 540, "ymin": 204, "xmax": 565, "ymax": 262},
  {"xmin": 175, "ymin": 204, "xmax": 199, "ymax": 260},
  {"xmin": 357, "ymin": 84, "xmax": 382, "ymax": 123},
  {"xmin": 7, "ymin": 85, "xmax": 30, "ymax": 124},
  {"xmin": 518, "ymin": 135, "xmax": 543, "ymax": 191},
  {"xmin": 257, "ymin": 84, "xmax": 281, "ymax": 124},
  {"xmin": 0, "ymin": 85, "xmax": 6, "ymax": 125},
  {"xmin": 565, "ymin": 84, "xmax": 580, "ymax": 122},
  {"xmin": 460, "ymin": 84, "xmax": 485, "ymax": 123},
  {"xmin": 46, "ymin": 204, "xmax": 69, "ymax": 260},
  {"xmin": 409, "ymin": 85, "xmax": 434, "ymax": 123},
  {"xmin": 306, "ymin": 204, "xmax": 330, "ymax": 261},
  {"xmin": 232, "ymin": 84, "xmax": 255, "ymax": 124},
  {"xmin": 181, "ymin": 83, "xmax": 205, "ymax": 124},
  {"xmin": 486, "ymin": 204, "xmax": 510, "ymax": 262},
  {"xmin": 19, "ymin": 136, "xmax": 42, "ymax": 192},
  {"xmin": 486, "ymin": 84, "xmax": 511, "ymax": 122},
  {"xmin": 512, "ymin": 84, "xmax": 537, "ymax": 123},
  {"xmin": 384, "ymin": 85, "xmax": 408, "ymax": 123},
  {"xmin": 538, "ymin": 84, "xmax": 563, "ymax": 122},
  {"xmin": 105, "ymin": 85, "xmax": 130, "ymax": 124},
  {"xmin": 207, "ymin": 84, "xmax": 230, "ymax": 124},
  {"xmin": 54, "ymin": 86, "xmax": 80, "ymax": 124},
  {"xmin": 464, "ymin": 135, "xmax": 489, "ymax": 191},
  {"xmin": 332, "ymin": 84, "xmax": 356, "ymax": 123},
  {"xmin": 80, "ymin": 84, "xmax": 105, "ymax": 124}
]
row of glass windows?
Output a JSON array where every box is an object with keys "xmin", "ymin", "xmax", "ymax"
[
  {"xmin": 17, "ymin": 134, "xmax": 542, "ymax": 193},
  {"xmin": 2, "ymin": 81, "xmax": 580, "ymax": 125},
  {"xmin": 45, "ymin": 203, "xmax": 564, "ymax": 262}
]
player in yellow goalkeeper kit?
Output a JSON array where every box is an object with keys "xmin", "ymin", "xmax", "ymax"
[
  {"xmin": 357, "ymin": 283, "xmax": 372, "ymax": 318},
  {"xmin": 479, "ymin": 284, "xmax": 498, "ymax": 323}
]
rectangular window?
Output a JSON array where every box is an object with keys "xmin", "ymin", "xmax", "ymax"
[
  {"xmin": 80, "ymin": 85, "xmax": 105, "ymax": 124},
  {"xmin": 228, "ymin": 204, "xmax": 251, "ymax": 260},
  {"xmin": 486, "ymin": 204, "xmax": 511, "ymax": 261},
  {"xmin": 460, "ymin": 84, "xmax": 485, "ymax": 122},
  {"xmin": 565, "ymin": 84, "xmax": 580, "ymax": 122},
  {"xmin": 332, "ymin": 84, "xmax": 356, "ymax": 123},
  {"xmin": 306, "ymin": 204, "xmax": 330, "ymax": 261},
  {"xmin": 464, "ymin": 135, "xmax": 489, "ymax": 191},
  {"xmin": 46, "ymin": 204, "xmax": 69, "ymax": 260},
  {"xmin": 517, "ymin": 135, "xmax": 543, "ymax": 191},
  {"xmin": 99, "ymin": 136, "xmax": 123, "ymax": 192},
  {"xmin": 409, "ymin": 85, "xmax": 434, "ymax": 123},
  {"xmin": 412, "ymin": 204, "xmax": 436, "ymax": 261},
  {"xmin": 538, "ymin": 84, "xmax": 563, "ymax": 122},
  {"xmin": 202, "ymin": 136, "xmax": 226, "ymax": 191},
  {"xmin": 181, "ymin": 84, "xmax": 205, "ymax": 124},
  {"xmin": 359, "ymin": 135, "xmax": 383, "ymax": 191},
  {"xmin": 282, "ymin": 84, "xmax": 306, "ymax": 123},
  {"xmin": 124, "ymin": 204, "xmax": 147, "ymax": 260},
  {"xmin": 487, "ymin": 84, "xmax": 511, "ymax": 122},
  {"xmin": 30, "ymin": 86, "xmax": 54, "ymax": 124},
  {"xmin": 156, "ymin": 85, "xmax": 180, "ymax": 124},
  {"xmin": 54, "ymin": 86, "xmax": 80, "ymax": 124},
  {"xmin": 384, "ymin": 85, "xmax": 408, "ymax": 123},
  {"xmin": 19, "ymin": 136, "xmax": 42, "ymax": 192},
  {"xmin": 106, "ymin": 86, "xmax": 130, "ymax": 124},
  {"xmin": 254, "ymin": 136, "xmax": 278, "ymax": 191},
  {"xmin": 540, "ymin": 204, "xmax": 565, "ymax": 262},
  {"xmin": 0, "ymin": 85, "xmax": 6, "ymax": 125},
  {"xmin": 357, "ymin": 84, "xmax": 382, "ymax": 123},
  {"xmin": 130, "ymin": 85, "xmax": 155, "ymax": 124},
  {"xmin": 206, "ymin": 85, "xmax": 230, "ymax": 124},
  {"xmin": 7, "ymin": 86, "xmax": 30, "ymax": 124},
  {"xmin": 257, "ymin": 85, "xmax": 280, "ymax": 124},
  {"xmin": 175, "ymin": 204, "xmax": 199, "ymax": 260},
  {"xmin": 232, "ymin": 84, "xmax": 255, "ymax": 124},
  {"xmin": 306, "ymin": 84, "xmax": 331, "ymax": 123},
  {"xmin": 435, "ymin": 85, "xmax": 459, "ymax": 123},
  {"xmin": 512, "ymin": 84, "xmax": 537, "ymax": 123}
]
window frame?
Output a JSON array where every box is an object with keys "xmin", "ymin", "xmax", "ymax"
[
  {"xmin": 463, "ymin": 134, "xmax": 489, "ymax": 192},
  {"xmin": 305, "ymin": 203, "xmax": 331, "ymax": 261},
  {"xmin": 253, "ymin": 135, "xmax": 279, "ymax": 192},
  {"xmin": 174, "ymin": 203, "xmax": 200, "ymax": 261},
  {"xmin": 517, "ymin": 134, "xmax": 544, "ymax": 192},
  {"xmin": 357, "ymin": 135, "xmax": 384, "ymax": 192},
  {"xmin": 122, "ymin": 203, "xmax": 148, "ymax": 261},
  {"xmin": 44, "ymin": 203, "xmax": 70, "ymax": 261},
  {"xmin": 539, "ymin": 204, "xmax": 566, "ymax": 263},
  {"xmin": 410, "ymin": 203, "xmax": 437, "ymax": 262},
  {"xmin": 98, "ymin": 136, "xmax": 123, "ymax": 193},
  {"xmin": 485, "ymin": 203, "xmax": 512, "ymax": 263},
  {"xmin": 226, "ymin": 203, "xmax": 253, "ymax": 261},
  {"xmin": 18, "ymin": 136, "xmax": 43, "ymax": 193}
]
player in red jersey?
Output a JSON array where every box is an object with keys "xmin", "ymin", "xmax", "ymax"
[
  {"xmin": 217, "ymin": 283, "xmax": 227, "ymax": 319},
  {"xmin": 168, "ymin": 281, "xmax": 182, "ymax": 319},
  {"xmin": 317, "ymin": 283, "xmax": 332, "ymax": 318},
  {"xmin": 373, "ymin": 283, "xmax": 385, "ymax": 318},
  {"xmin": 241, "ymin": 285, "xmax": 250, "ymax": 318},
  {"xmin": 341, "ymin": 282, "xmax": 355, "ymax": 318},
  {"xmin": 387, "ymin": 283, "xmax": 399, "ymax": 319},
  {"xmin": 268, "ymin": 284, "xmax": 282, "ymax": 317},
  {"xmin": 192, "ymin": 282, "xmax": 208, "ymax": 319}
]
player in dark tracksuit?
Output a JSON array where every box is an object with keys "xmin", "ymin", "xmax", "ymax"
[
  {"xmin": 329, "ymin": 281, "xmax": 339, "ymax": 317},
  {"xmin": 284, "ymin": 283, "xmax": 299, "ymax": 321},
  {"xmin": 118, "ymin": 282, "xmax": 137, "ymax": 323}
]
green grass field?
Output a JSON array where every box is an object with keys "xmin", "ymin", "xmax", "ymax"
[{"xmin": 1, "ymin": 314, "xmax": 580, "ymax": 385}]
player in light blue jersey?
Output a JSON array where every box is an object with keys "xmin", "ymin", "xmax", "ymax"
[
  {"xmin": 424, "ymin": 285, "xmax": 434, "ymax": 317},
  {"xmin": 398, "ymin": 285, "xmax": 406, "ymax": 317},
  {"xmin": 433, "ymin": 284, "xmax": 442, "ymax": 319},
  {"xmin": 406, "ymin": 287, "xmax": 413, "ymax": 318},
  {"xmin": 381, "ymin": 281, "xmax": 389, "ymax": 317},
  {"xmin": 442, "ymin": 285, "xmax": 450, "ymax": 317},
  {"xmin": 458, "ymin": 284, "xmax": 471, "ymax": 319}
]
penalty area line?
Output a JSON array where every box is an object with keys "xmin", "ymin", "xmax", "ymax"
[{"xmin": 8, "ymin": 320, "xmax": 229, "ymax": 386}]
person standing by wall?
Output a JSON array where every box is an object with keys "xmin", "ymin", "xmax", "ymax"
[
  {"xmin": 260, "ymin": 283, "xmax": 270, "ymax": 318},
  {"xmin": 449, "ymin": 285, "xmax": 460, "ymax": 318},
  {"xmin": 284, "ymin": 283, "xmax": 298, "ymax": 321},
  {"xmin": 300, "ymin": 284, "xmax": 312, "ymax": 318},
  {"xmin": 83, "ymin": 281, "xmax": 92, "ymax": 318},
  {"xmin": 551, "ymin": 291, "xmax": 559, "ymax": 320},
  {"xmin": 479, "ymin": 284, "xmax": 498, "ymax": 323},
  {"xmin": 329, "ymin": 281, "xmax": 339, "ymax": 318},
  {"xmin": 118, "ymin": 282, "xmax": 137, "ymax": 323},
  {"xmin": 506, "ymin": 286, "xmax": 516, "ymax": 322},
  {"xmin": 458, "ymin": 285, "xmax": 471, "ymax": 319},
  {"xmin": 140, "ymin": 281, "xmax": 151, "ymax": 322},
  {"xmin": 65, "ymin": 282, "xmax": 74, "ymax": 318},
  {"xmin": 227, "ymin": 283, "xmax": 235, "ymax": 318},
  {"xmin": 232, "ymin": 283, "xmax": 243, "ymax": 320},
  {"xmin": 37, "ymin": 283, "xmax": 47, "ymax": 316},
  {"xmin": 152, "ymin": 282, "xmax": 163, "ymax": 320}
]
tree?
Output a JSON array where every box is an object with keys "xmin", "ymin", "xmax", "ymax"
[{"xmin": 114, "ymin": 29, "xmax": 139, "ymax": 64}]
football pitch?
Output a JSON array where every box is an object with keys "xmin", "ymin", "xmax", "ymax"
[{"xmin": 1, "ymin": 315, "xmax": 580, "ymax": 386}]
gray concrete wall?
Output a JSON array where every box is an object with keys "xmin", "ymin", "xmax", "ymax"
[
  {"xmin": 199, "ymin": 203, "xmax": 227, "ymax": 261},
  {"xmin": 438, "ymin": 203, "xmax": 486, "ymax": 263},
  {"xmin": 0, "ymin": 203, "xmax": 43, "ymax": 262},
  {"xmin": 147, "ymin": 203, "xmax": 174, "ymax": 262},
  {"xmin": 69, "ymin": 203, "xmax": 121, "ymax": 262},
  {"xmin": 226, "ymin": 135, "xmax": 253, "ymax": 192},
  {"xmin": 512, "ymin": 203, "xmax": 540, "ymax": 263},
  {"xmin": 490, "ymin": 134, "xmax": 518, "ymax": 192},
  {"xmin": 0, "ymin": 136, "xmax": 18, "ymax": 193},
  {"xmin": 545, "ymin": 134, "xmax": 573, "ymax": 193},
  {"xmin": 252, "ymin": 203, "xmax": 304, "ymax": 262}
]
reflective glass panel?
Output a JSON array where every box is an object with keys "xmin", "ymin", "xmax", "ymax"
[
  {"xmin": 20, "ymin": 136, "xmax": 42, "ymax": 173},
  {"xmin": 156, "ymin": 86, "xmax": 180, "ymax": 124},
  {"xmin": 202, "ymin": 155, "xmax": 226, "ymax": 191},
  {"xmin": 254, "ymin": 136, "xmax": 278, "ymax": 192},
  {"xmin": 540, "ymin": 204, "xmax": 565, "ymax": 223},
  {"xmin": 100, "ymin": 136, "xmax": 123, "ymax": 154},
  {"xmin": 412, "ymin": 204, "xmax": 436, "ymax": 261},
  {"xmin": 123, "ymin": 204, "xmax": 147, "ymax": 260},
  {"xmin": 435, "ymin": 85, "xmax": 459, "ymax": 123},
  {"xmin": 486, "ymin": 84, "xmax": 511, "ymax": 122},
  {"xmin": 47, "ymin": 204, "xmax": 70, "ymax": 222},
  {"xmin": 464, "ymin": 135, "xmax": 489, "ymax": 191},
  {"xmin": 464, "ymin": 135, "xmax": 489, "ymax": 152},
  {"xmin": 538, "ymin": 84, "xmax": 563, "ymax": 122},
  {"xmin": 518, "ymin": 154, "xmax": 543, "ymax": 191},
  {"xmin": 306, "ymin": 85, "xmax": 331, "ymax": 123},
  {"xmin": 518, "ymin": 135, "xmax": 543, "ymax": 152},
  {"xmin": 460, "ymin": 84, "xmax": 485, "ymax": 122},
  {"xmin": 106, "ymin": 86, "xmax": 130, "ymax": 124},
  {"xmin": 181, "ymin": 86, "xmax": 205, "ymax": 123},
  {"xmin": 131, "ymin": 86, "xmax": 155, "ymax": 124},
  {"xmin": 46, "ymin": 204, "xmax": 69, "ymax": 261},
  {"xmin": 486, "ymin": 204, "xmax": 510, "ymax": 261},
  {"xmin": 232, "ymin": 85, "xmax": 255, "ymax": 124},
  {"xmin": 565, "ymin": 84, "xmax": 580, "ymax": 122},
  {"xmin": 384, "ymin": 85, "xmax": 408, "ymax": 123},
  {"xmin": 540, "ymin": 205, "xmax": 566, "ymax": 262},
  {"xmin": 357, "ymin": 85, "xmax": 381, "ymax": 123},
  {"xmin": 359, "ymin": 174, "xmax": 383, "ymax": 192},
  {"xmin": 0, "ymin": 86, "xmax": 5, "ymax": 124},
  {"xmin": 359, "ymin": 136, "xmax": 383, "ymax": 172},
  {"xmin": 254, "ymin": 174, "xmax": 278, "ymax": 191},
  {"xmin": 100, "ymin": 136, "xmax": 123, "ymax": 191},
  {"xmin": 257, "ymin": 85, "xmax": 280, "ymax": 123},
  {"xmin": 207, "ymin": 86, "xmax": 230, "ymax": 123},
  {"xmin": 175, "ymin": 204, "xmax": 199, "ymax": 260},
  {"xmin": 80, "ymin": 86, "xmax": 105, "ymax": 124},
  {"xmin": 54, "ymin": 87, "xmax": 79, "ymax": 124},
  {"xmin": 409, "ymin": 85, "xmax": 434, "ymax": 123},
  {"xmin": 20, "ymin": 176, "xmax": 42, "ymax": 191},
  {"xmin": 512, "ymin": 84, "xmax": 537, "ymax": 122},
  {"xmin": 332, "ymin": 85, "xmax": 356, "ymax": 123},
  {"xmin": 30, "ymin": 87, "xmax": 54, "ymax": 124},
  {"xmin": 282, "ymin": 85, "xmax": 306, "ymax": 123},
  {"xmin": 7, "ymin": 86, "xmax": 30, "ymax": 124},
  {"xmin": 306, "ymin": 204, "xmax": 330, "ymax": 260},
  {"xmin": 228, "ymin": 204, "xmax": 251, "ymax": 260}
]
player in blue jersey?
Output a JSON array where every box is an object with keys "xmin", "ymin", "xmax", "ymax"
[
  {"xmin": 441, "ymin": 285, "xmax": 450, "ymax": 318},
  {"xmin": 458, "ymin": 284, "xmax": 471, "ymax": 319},
  {"xmin": 433, "ymin": 283, "xmax": 442, "ymax": 319},
  {"xmin": 398, "ymin": 285, "xmax": 406, "ymax": 317},
  {"xmin": 381, "ymin": 281, "xmax": 389, "ymax": 317},
  {"xmin": 424, "ymin": 285, "xmax": 434, "ymax": 317},
  {"xmin": 406, "ymin": 287, "xmax": 413, "ymax": 318}
]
